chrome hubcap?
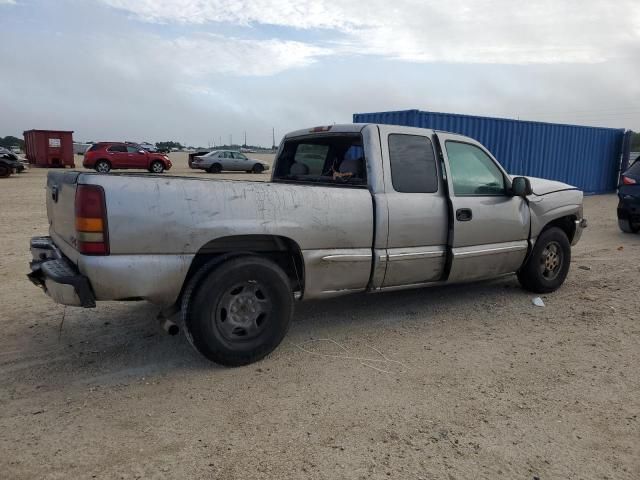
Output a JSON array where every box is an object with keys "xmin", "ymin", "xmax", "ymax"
[
  {"xmin": 97, "ymin": 163, "xmax": 108, "ymax": 172},
  {"xmin": 152, "ymin": 163, "xmax": 162, "ymax": 172},
  {"xmin": 214, "ymin": 281, "xmax": 271, "ymax": 341},
  {"xmin": 540, "ymin": 241, "xmax": 563, "ymax": 280}
]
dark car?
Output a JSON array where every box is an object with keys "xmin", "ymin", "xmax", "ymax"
[
  {"xmin": 618, "ymin": 155, "xmax": 640, "ymax": 233},
  {"xmin": 83, "ymin": 142, "xmax": 172, "ymax": 173},
  {"xmin": 0, "ymin": 147, "xmax": 26, "ymax": 177}
]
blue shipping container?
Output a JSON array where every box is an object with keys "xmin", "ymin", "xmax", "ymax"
[{"xmin": 353, "ymin": 109, "xmax": 625, "ymax": 194}]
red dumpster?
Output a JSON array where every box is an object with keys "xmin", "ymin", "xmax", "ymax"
[{"xmin": 23, "ymin": 130, "xmax": 75, "ymax": 168}]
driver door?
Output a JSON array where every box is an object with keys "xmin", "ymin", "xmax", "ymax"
[
  {"xmin": 126, "ymin": 145, "xmax": 146, "ymax": 168},
  {"xmin": 232, "ymin": 152, "xmax": 249, "ymax": 170},
  {"xmin": 439, "ymin": 134, "xmax": 530, "ymax": 282}
]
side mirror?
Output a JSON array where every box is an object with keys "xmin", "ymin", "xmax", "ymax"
[{"xmin": 511, "ymin": 176, "xmax": 533, "ymax": 197}]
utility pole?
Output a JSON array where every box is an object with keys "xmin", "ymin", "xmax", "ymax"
[
  {"xmin": 243, "ymin": 131, "xmax": 247, "ymax": 148},
  {"xmin": 272, "ymin": 127, "xmax": 276, "ymax": 150}
]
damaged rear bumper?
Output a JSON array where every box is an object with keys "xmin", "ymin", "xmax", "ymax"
[{"xmin": 28, "ymin": 236, "xmax": 96, "ymax": 307}]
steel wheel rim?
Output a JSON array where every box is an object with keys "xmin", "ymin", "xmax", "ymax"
[
  {"xmin": 97, "ymin": 162, "xmax": 109, "ymax": 173},
  {"xmin": 214, "ymin": 281, "xmax": 272, "ymax": 342},
  {"xmin": 152, "ymin": 163, "xmax": 163, "ymax": 173},
  {"xmin": 539, "ymin": 241, "xmax": 563, "ymax": 280}
]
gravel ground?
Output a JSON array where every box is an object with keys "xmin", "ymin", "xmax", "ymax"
[{"xmin": 1, "ymin": 155, "xmax": 638, "ymax": 479}]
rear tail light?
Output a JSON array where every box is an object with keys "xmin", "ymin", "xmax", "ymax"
[
  {"xmin": 622, "ymin": 175, "xmax": 637, "ymax": 185},
  {"xmin": 75, "ymin": 185, "xmax": 109, "ymax": 255}
]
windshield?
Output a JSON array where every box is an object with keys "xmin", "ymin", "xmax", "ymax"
[{"xmin": 273, "ymin": 134, "xmax": 366, "ymax": 187}]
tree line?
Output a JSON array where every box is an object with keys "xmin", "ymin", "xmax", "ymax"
[{"xmin": 0, "ymin": 136, "xmax": 24, "ymax": 149}]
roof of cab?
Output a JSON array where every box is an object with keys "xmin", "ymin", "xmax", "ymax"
[{"xmin": 283, "ymin": 123, "xmax": 464, "ymax": 140}]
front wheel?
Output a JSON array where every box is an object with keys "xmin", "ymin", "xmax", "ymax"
[
  {"xmin": 0, "ymin": 164, "xmax": 11, "ymax": 178},
  {"xmin": 150, "ymin": 161, "xmax": 165, "ymax": 173},
  {"xmin": 252, "ymin": 163, "xmax": 264, "ymax": 174},
  {"xmin": 183, "ymin": 256, "xmax": 293, "ymax": 366},
  {"xmin": 517, "ymin": 227, "xmax": 571, "ymax": 293},
  {"xmin": 618, "ymin": 218, "xmax": 639, "ymax": 233}
]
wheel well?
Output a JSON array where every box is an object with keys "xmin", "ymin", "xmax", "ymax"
[
  {"xmin": 179, "ymin": 235, "xmax": 304, "ymax": 305},
  {"xmin": 542, "ymin": 215, "xmax": 577, "ymax": 242},
  {"xmin": 96, "ymin": 158, "xmax": 110, "ymax": 165}
]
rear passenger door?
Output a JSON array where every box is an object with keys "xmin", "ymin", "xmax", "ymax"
[
  {"xmin": 439, "ymin": 134, "xmax": 530, "ymax": 281},
  {"xmin": 378, "ymin": 126, "xmax": 448, "ymax": 287},
  {"xmin": 220, "ymin": 152, "xmax": 233, "ymax": 170}
]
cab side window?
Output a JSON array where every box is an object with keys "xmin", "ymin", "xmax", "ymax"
[
  {"xmin": 445, "ymin": 142, "xmax": 505, "ymax": 196},
  {"xmin": 388, "ymin": 134, "xmax": 438, "ymax": 193}
]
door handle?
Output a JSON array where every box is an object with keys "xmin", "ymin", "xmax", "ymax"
[{"xmin": 456, "ymin": 208, "xmax": 473, "ymax": 221}]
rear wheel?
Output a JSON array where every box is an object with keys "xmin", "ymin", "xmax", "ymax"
[
  {"xmin": 95, "ymin": 160, "xmax": 111, "ymax": 173},
  {"xmin": 0, "ymin": 164, "xmax": 11, "ymax": 178},
  {"xmin": 150, "ymin": 161, "xmax": 165, "ymax": 173},
  {"xmin": 618, "ymin": 218, "xmax": 639, "ymax": 233},
  {"xmin": 252, "ymin": 163, "xmax": 264, "ymax": 174},
  {"xmin": 208, "ymin": 163, "xmax": 222, "ymax": 173},
  {"xmin": 183, "ymin": 256, "xmax": 293, "ymax": 366},
  {"xmin": 517, "ymin": 227, "xmax": 571, "ymax": 293}
]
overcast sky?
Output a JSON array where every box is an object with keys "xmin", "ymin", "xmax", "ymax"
[{"xmin": 1, "ymin": 0, "xmax": 639, "ymax": 147}]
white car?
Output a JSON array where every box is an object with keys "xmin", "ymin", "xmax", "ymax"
[
  {"xmin": 190, "ymin": 149, "xmax": 270, "ymax": 173},
  {"xmin": 138, "ymin": 142, "xmax": 157, "ymax": 152}
]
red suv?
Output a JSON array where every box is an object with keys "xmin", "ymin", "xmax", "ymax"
[{"xmin": 83, "ymin": 142, "xmax": 172, "ymax": 173}]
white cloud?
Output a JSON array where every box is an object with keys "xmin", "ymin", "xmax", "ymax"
[
  {"xmin": 0, "ymin": 0, "xmax": 17, "ymax": 4},
  {"xmin": 101, "ymin": 0, "xmax": 640, "ymax": 65},
  {"xmin": 166, "ymin": 34, "xmax": 332, "ymax": 77}
]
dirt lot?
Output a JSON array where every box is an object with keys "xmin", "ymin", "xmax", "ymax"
[{"xmin": 1, "ymin": 155, "xmax": 638, "ymax": 479}]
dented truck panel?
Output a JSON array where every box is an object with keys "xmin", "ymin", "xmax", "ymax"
[
  {"xmin": 80, "ymin": 174, "xmax": 374, "ymax": 301},
  {"xmin": 32, "ymin": 123, "xmax": 586, "ymax": 310}
]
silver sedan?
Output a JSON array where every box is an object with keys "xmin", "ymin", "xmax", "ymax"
[{"xmin": 190, "ymin": 150, "xmax": 270, "ymax": 174}]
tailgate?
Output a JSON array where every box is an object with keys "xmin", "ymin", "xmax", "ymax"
[{"xmin": 46, "ymin": 170, "xmax": 81, "ymax": 251}]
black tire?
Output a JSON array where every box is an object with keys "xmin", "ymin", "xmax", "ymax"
[
  {"xmin": 0, "ymin": 164, "xmax": 11, "ymax": 178},
  {"xmin": 618, "ymin": 219, "xmax": 639, "ymax": 234},
  {"xmin": 252, "ymin": 163, "xmax": 264, "ymax": 174},
  {"xmin": 95, "ymin": 160, "xmax": 111, "ymax": 173},
  {"xmin": 150, "ymin": 160, "xmax": 165, "ymax": 173},
  {"xmin": 208, "ymin": 163, "xmax": 222, "ymax": 173},
  {"xmin": 517, "ymin": 227, "xmax": 571, "ymax": 293},
  {"xmin": 183, "ymin": 256, "xmax": 293, "ymax": 366}
]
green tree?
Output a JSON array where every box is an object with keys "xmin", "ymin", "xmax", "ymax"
[{"xmin": 0, "ymin": 136, "xmax": 24, "ymax": 149}]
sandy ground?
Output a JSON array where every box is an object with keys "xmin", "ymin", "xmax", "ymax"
[{"xmin": 0, "ymin": 154, "xmax": 638, "ymax": 479}]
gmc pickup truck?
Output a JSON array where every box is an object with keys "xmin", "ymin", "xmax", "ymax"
[{"xmin": 29, "ymin": 124, "xmax": 586, "ymax": 366}]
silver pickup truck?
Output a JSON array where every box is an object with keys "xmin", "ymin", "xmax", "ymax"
[{"xmin": 29, "ymin": 124, "xmax": 586, "ymax": 366}]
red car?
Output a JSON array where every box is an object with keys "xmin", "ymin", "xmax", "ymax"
[{"xmin": 83, "ymin": 142, "xmax": 172, "ymax": 173}]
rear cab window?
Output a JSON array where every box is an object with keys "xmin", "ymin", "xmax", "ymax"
[{"xmin": 273, "ymin": 134, "xmax": 367, "ymax": 187}]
